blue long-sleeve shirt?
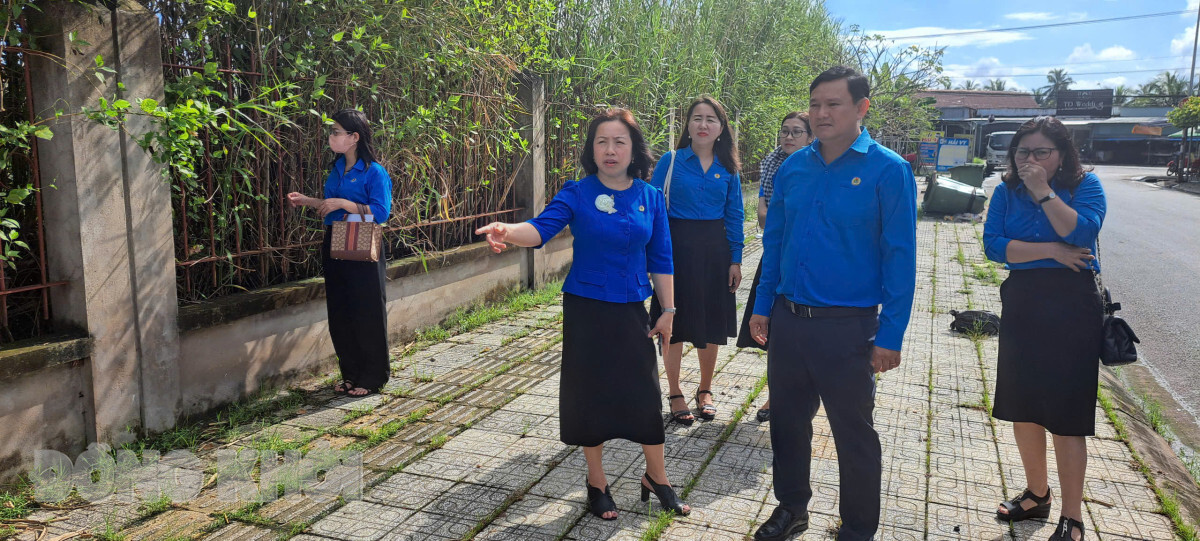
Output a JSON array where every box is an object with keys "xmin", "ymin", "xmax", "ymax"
[
  {"xmin": 527, "ymin": 176, "xmax": 673, "ymax": 303},
  {"xmin": 649, "ymin": 146, "xmax": 745, "ymax": 263},
  {"xmin": 323, "ymin": 156, "xmax": 393, "ymax": 225},
  {"xmin": 753, "ymin": 129, "xmax": 918, "ymax": 351},
  {"xmin": 983, "ymin": 172, "xmax": 1106, "ymax": 271}
]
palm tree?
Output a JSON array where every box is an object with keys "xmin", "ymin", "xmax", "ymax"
[
  {"xmin": 1113, "ymin": 84, "xmax": 1134, "ymax": 106},
  {"xmin": 956, "ymin": 80, "xmax": 980, "ymax": 90},
  {"xmin": 1143, "ymin": 71, "xmax": 1189, "ymax": 106},
  {"xmin": 984, "ymin": 79, "xmax": 1008, "ymax": 91},
  {"xmin": 1040, "ymin": 68, "xmax": 1074, "ymax": 107}
]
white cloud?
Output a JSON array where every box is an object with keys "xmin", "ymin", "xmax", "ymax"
[
  {"xmin": 1004, "ymin": 12, "xmax": 1056, "ymax": 21},
  {"xmin": 1171, "ymin": 25, "xmax": 1196, "ymax": 55},
  {"xmin": 1102, "ymin": 76, "xmax": 1128, "ymax": 87},
  {"xmin": 871, "ymin": 26, "xmax": 1031, "ymax": 48},
  {"xmin": 1066, "ymin": 44, "xmax": 1136, "ymax": 63},
  {"xmin": 941, "ymin": 57, "xmax": 1038, "ymax": 91},
  {"xmin": 1188, "ymin": 0, "xmax": 1198, "ymax": 14},
  {"xmin": 1067, "ymin": 12, "xmax": 1089, "ymax": 21}
]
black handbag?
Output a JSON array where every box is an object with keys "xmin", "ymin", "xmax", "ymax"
[{"xmin": 1093, "ymin": 238, "xmax": 1140, "ymax": 366}]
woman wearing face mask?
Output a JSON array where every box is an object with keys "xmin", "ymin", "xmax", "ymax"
[
  {"xmin": 287, "ymin": 108, "xmax": 393, "ymax": 397},
  {"xmin": 983, "ymin": 116, "xmax": 1106, "ymax": 541},
  {"xmin": 737, "ymin": 112, "xmax": 812, "ymax": 423},
  {"xmin": 475, "ymin": 108, "xmax": 689, "ymax": 521},
  {"xmin": 650, "ymin": 96, "xmax": 744, "ymax": 425}
]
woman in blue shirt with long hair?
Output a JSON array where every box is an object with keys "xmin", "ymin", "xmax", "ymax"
[
  {"xmin": 476, "ymin": 108, "xmax": 690, "ymax": 521},
  {"xmin": 649, "ymin": 96, "xmax": 744, "ymax": 425},
  {"xmin": 984, "ymin": 116, "xmax": 1105, "ymax": 541},
  {"xmin": 287, "ymin": 109, "xmax": 393, "ymax": 397}
]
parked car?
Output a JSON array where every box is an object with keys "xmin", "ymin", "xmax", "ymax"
[{"xmin": 984, "ymin": 131, "xmax": 1016, "ymax": 175}]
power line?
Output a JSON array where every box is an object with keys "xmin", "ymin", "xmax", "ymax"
[
  {"xmin": 971, "ymin": 54, "xmax": 1190, "ymax": 72},
  {"xmin": 881, "ymin": 10, "xmax": 1192, "ymax": 40},
  {"xmin": 947, "ymin": 67, "xmax": 1189, "ymax": 79}
]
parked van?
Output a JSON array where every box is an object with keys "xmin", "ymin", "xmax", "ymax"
[{"xmin": 985, "ymin": 131, "xmax": 1016, "ymax": 174}]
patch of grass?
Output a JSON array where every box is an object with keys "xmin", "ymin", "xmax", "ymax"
[
  {"xmin": 341, "ymin": 405, "xmax": 376, "ymax": 423},
  {"xmin": 0, "ymin": 485, "xmax": 34, "ymax": 521},
  {"xmin": 1098, "ymin": 387, "xmax": 1199, "ymax": 541},
  {"xmin": 744, "ymin": 197, "xmax": 758, "ymax": 223},
  {"xmin": 93, "ymin": 521, "xmax": 127, "ymax": 541},
  {"xmin": 428, "ymin": 434, "xmax": 449, "ymax": 449},
  {"xmin": 248, "ymin": 427, "xmax": 316, "ymax": 452},
  {"xmin": 227, "ymin": 502, "xmax": 274, "ymax": 527},
  {"xmin": 413, "ymin": 368, "xmax": 436, "ymax": 383},
  {"xmin": 405, "ymin": 281, "xmax": 564, "ymax": 358},
  {"xmin": 640, "ymin": 510, "xmax": 677, "ymax": 540},
  {"xmin": 137, "ymin": 493, "xmax": 173, "ymax": 519},
  {"xmin": 971, "ymin": 262, "xmax": 1002, "ymax": 286}
]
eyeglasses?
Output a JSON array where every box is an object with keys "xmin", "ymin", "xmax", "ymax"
[
  {"xmin": 779, "ymin": 129, "xmax": 810, "ymax": 139},
  {"xmin": 327, "ymin": 128, "xmax": 352, "ymax": 137},
  {"xmin": 1013, "ymin": 147, "xmax": 1056, "ymax": 160}
]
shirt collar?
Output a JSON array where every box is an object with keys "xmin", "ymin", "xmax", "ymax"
[
  {"xmin": 676, "ymin": 146, "xmax": 697, "ymax": 162},
  {"xmin": 811, "ymin": 127, "xmax": 873, "ymax": 158},
  {"xmin": 335, "ymin": 156, "xmax": 367, "ymax": 173}
]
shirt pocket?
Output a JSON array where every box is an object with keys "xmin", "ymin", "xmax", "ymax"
[
  {"xmin": 637, "ymin": 273, "xmax": 650, "ymax": 286},
  {"xmin": 576, "ymin": 269, "xmax": 607, "ymax": 287},
  {"xmin": 823, "ymin": 183, "xmax": 876, "ymax": 226}
]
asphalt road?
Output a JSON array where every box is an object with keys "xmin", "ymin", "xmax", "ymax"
[{"xmin": 986, "ymin": 164, "xmax": 1200, "ymax": 448}]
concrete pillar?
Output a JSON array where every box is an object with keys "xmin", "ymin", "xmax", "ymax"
[
  {"xmin": 514, "ymin": 72, "xmax": 549, "ymax": 289},
  {"xmin": 30, "ymin": 0, "xmax": 180, "ymax": 443}
]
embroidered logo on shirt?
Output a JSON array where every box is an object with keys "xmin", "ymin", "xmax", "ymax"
[
  {"xmin": 851, "ymin": 177, "xmax": 862, "ymax": 186},
  {"xmin": 639, "ymin": 205, "xmax": 645, "ymax": 212},
  {"xmin": 350, "ymin": 177, "xmax": 358, "ymax": 183},
  {"xmin": 595, "ymin": 194, "xmax": 617, "ymax": 214},
  {"xmin": 715, "ymin": 174, "xmax": 721, "ymax": 179}
]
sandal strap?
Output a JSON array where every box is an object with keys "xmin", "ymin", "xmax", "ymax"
[
  {"xmin": 667, "ymin": 394, "xmax": 685, "ymax": 400},
  {"xmin": 696, "ymin": 390, "xmax": 713, "ymax": 397},
  {"xmin": 1015, "ymin": 487, "xmax": 1051, "ymax": 505},
  {"xmin": 1052, "ymin": 516, "xmax": 1084, "ymax": 539}
]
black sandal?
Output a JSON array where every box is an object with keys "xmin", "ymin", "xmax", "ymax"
[
  {"xmin": 1049, "ymin": 515, "xmax": 1084, "ymax": 540},
  {"xmin": 334, "ymin": 380, "xmax": 354, "ymax": 394},
  {"xmin": 586, "ymin": 482, "xmax": 617, "ymax": 520},
  {"xmin": 996, "ymin": 487, "xmax": 1052, "ymax": 522},
  {"xmin": 694, "ymin": 390, "xmax": 716, "ymax": 421},
  {"xmin": 641, "ymin": 472, "xmax": 689, "ymax": 516},
  {"xmin": 756, "ymin": 407, "xmax": 771, "ymax": 423},
  {"xmin": 668, "ymin": 394, "xmax": 694, "ymax": 426}
]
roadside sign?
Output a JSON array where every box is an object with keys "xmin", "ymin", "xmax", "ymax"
[
  {"xmin": 936, "ymin": 137, "xmax": 971, "ymax": 171},
  {"xmin": 919, "ymin": 141, "xmax": 938, "ymax": 166}
]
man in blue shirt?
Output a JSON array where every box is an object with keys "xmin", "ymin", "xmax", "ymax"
[{"xmin": 748, "ymin": 66, "xmax": 918, "ymax": 541}]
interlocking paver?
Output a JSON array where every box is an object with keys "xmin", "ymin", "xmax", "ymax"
[{"xmin": 27, "ymin": 221, "xmax": 1180, "ymax": 541}]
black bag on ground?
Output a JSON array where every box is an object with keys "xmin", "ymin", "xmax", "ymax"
[
  {"xmin": 949, "ymin": 310, "xmax": 1000, "ymax": 336},
  {"xmin": 1099, "ymin": 288, "xmax": 1140, "ymax": 366}
]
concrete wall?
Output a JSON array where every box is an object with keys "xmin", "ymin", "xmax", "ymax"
[{"xmin": 176, "ymin": 239, "xmax": 572, "ymax": 417}]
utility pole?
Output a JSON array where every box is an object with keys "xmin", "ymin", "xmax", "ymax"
[{"xmin": 1185, "ymin": 6, "xmax": 1200, "ymax": 179}]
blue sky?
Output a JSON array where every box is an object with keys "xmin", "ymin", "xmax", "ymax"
[{"xmin": 824, "ymin": 0, "xmax": 1199, "ymax": 92}]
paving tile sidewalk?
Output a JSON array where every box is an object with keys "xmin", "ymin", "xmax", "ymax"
[{"xmin": 11, "ymin": 220, "xmax": 1177, "ymax": 541}]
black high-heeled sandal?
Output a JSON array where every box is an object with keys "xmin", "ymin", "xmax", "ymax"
[
  {"xmin": 586, "ymin": 482, "xmax": 617, "ymax": 520},
  {"xmin": 667, "ymin": 394, "xmax": 694, "ymax": 426},
  {"xmin": 694, "ymin": 390, "xmax": 716, "ymax": 421},
  {"xmin": 996, "ymin": 487, "xmax": 1052, "ymax": 522},
  {"xmin": 640, "ymin": 472, "xmax": 689, "ymax": 516},
  {"xmin": 1048, "ymin": 515, "xmax": 1084, "ymax": 540}
]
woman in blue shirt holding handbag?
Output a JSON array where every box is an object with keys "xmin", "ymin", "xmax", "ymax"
[
  {"xmin": 983, "ymin": 116, "xmax": 1105, "ymax": 541},
  {"xmin": 288, "ymin": 109, "xmax": 393, "ymax": 397},
  {"xmin": 476, "ymin": 109, "xmax": 689, "ymax": 521},
  {"xmin": 649, "ymin": 96, "xmax": 744, "ymax": 425}
]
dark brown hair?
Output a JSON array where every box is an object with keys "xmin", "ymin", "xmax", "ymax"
[
  {"xmin": 1002, "ymin": 115, "xmax": 1087, "ymax": 189},
  {"xmin": 676, "ymin": 96, "xmax": 741, "ymax": 172},
  {"xmin": 330, "ymin": 108, "xmax": 377, "ymax": 165},
  {"xmin": 580, "ymin": 108, "xmax": 654, "ymax": 181},
  {"xmin": 781, "ymin": 111, "xmax": 810, "ymax": 134}
]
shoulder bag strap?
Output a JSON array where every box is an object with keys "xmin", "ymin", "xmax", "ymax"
[
  {"xmin": 1092, "ymin": 235, "xmax": 1108, "ymax": 310},
  {"xmin": 663, "ymin": 150, "xmax": 676, "ymax": 210}
]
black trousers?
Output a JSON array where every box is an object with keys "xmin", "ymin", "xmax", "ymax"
[
  {"xmin": 767, "ymin": 298, "xmax": 880, "ymax": 541},
  {"xmin": 321, "ymin": 226, "xmax": 390, "ymax": 391}
]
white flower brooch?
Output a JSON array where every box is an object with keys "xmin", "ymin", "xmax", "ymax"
[{"xmin": 595, "ymin": 194, "xmax": 617, "ymax": 214}]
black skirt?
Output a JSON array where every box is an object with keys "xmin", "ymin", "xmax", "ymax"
[
  {"xmin": 560, "ymin": 293, "xmax": 664, "ymax": 447},
  {"xmin": 992, "ymin": 268, "xmax": 1103, "ymax": 436},
  {"xmin": 736, "ymin": 262, "xmax": 767, "ymax": 350},
  {"xmin": 322, "ymin": 226, "xmax": 390, "ymax": 391},
  {"xmin": 650, "ymin": 218, "xmax": 737, "ymax": 348}
]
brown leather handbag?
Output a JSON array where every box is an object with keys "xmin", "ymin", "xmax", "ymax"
[{"xmin": 330, "ymin": 203, "xmax": 382, "ymax": 262}]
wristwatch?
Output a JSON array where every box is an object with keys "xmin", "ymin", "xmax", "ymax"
[
  {"xmin": 1037, "ymin": 192, "xmax": 1057, "ymax": 204},
  {"xmin": 662, "ymin": 307, "xmax": 677, "ymax": 313}
]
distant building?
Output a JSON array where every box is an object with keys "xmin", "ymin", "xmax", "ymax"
[{"xmin": 914, "ymin": 89, "xmax": 1179, "ymax": 165}]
